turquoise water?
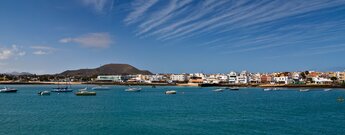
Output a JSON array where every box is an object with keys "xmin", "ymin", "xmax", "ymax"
[{"xmin": 1, "ymin": 85, "xmax": 345, "ymax": 135}]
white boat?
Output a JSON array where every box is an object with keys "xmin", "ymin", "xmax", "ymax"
[
  {"xmin": 51, "ymin": 81, "xmax": 73, "ymax": 92},
  {"xmin": 79, "ymin": 87, "xmax": 88, "ymax": 91},
  {"xmin": 125, "ymin": 87, "xmax": 142, "ymax": 92},
  {"xmin": 273, "ymin": 88, "xmax": 281, "ymax": 91},
  {"xmin": 299, "ymin": 89, "xmax": 310, "ymax": 92},
  {"xmin": 213, "ymin": 88, "xmax": 224, "ymax": 92},
  {"xmin": 165, "ymin": 90, "xmax": 177, "ymax": 94},
  {"xmin": 75, "ymin": 87, "xmax": 96, "ymax": 96},
  {"xmin": 51, "ymin": 87, "xmax": 73, "ymax": 92},
  {"xmin": 75, "ymin": 91, "xmax": 96, "ymax": 96},
  {"xmin": 263, "ymin": 88, "xmax": 272, "ymax": 91},
  {"xmin": 324, "ymin": 88, "xmax": 332, "ymax": 91},
  {"xmin": 92, "ymin": 86, "xmax": 110, "ymax": 90},
  {"xmin": 0, "ymin": 87, "xmax": 18, "ymax": 93},
  {"xmin": 38, "ymin": 91, "xmax": 50, "ymax": 96}
]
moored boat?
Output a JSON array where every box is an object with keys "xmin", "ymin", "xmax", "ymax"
[
  {"xmin": 92, "ymin": 86, "xmax": 110, "ymax": 90},
  {"xmin": 0, "ymin": 87, "xmax": 17, "ymax": 93},
  {"xmin": 324, "ymin": 88, "xmax": 332, "ymax": 91},
  {"xmin": 299, "ymin": 89, "xmax": 310, "ymax": 92},
  {"xmin": 263, "ymin": 88, "xmax": 272, "ymax": 91},
  {"xmin": 125, "ymin": 87, "xmax": 142, "ymax": 92},
  {"xmin": 38, "ymin": 91, "xmax": 50, "ymax": 96},
  {"xmin": 51, "ymin": 87, "xmax": 73, "ymax": 92},
  {"xmin": 213, "ymin": 88, "xmax": 224, "ymax": 92},
  {"xmin": 165, "ymin": 90, "xmax": 177, "ymax": 94},
  {"xmin": 79, "ymin": 87, "xmax": 88, "ymax": 91},
  {"xmin": 75, "ymin": 91, "xmax": 96, "ymax": 96}
]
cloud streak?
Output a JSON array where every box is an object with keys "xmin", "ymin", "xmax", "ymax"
[
  {"xmin": 0, "ymin": 45, "xmax": 26, "ymax": 60},
  {"xmin": 60, "ymin": 32, "xmax": 112, "ymax": 48},
  {"xmin": 123, "ymin": 0, "xmax": 345, "ymax": 54},
  {"xmin": 80, "ymin": 0, "xmax": 114, "ymax": 13},
  {"xmin": 31, "ymin": 46, "xmax": 56, "ymax": 55}
]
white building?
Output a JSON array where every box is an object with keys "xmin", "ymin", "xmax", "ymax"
[
  {"xmin": 228, "ymin": 71, "xmax": 237, "ymax": 84},
  {"xmin": 312, "ymin": 77, "xmax": 332, "ymax": 84},
  {"xmin": 218, "ymin": 74, "xmax": 229, "ymax": 82},
  {"xmin": 236, "ymin": 71, "xmax": 249, "ymax": 84},
  {"xmin": 96, "ymin": 75, "xmax": 123, "ymax": 82},
  {"xmin": 274, "ymin": 76, "xmax": 289, "ymax": 84},
  {"xmin": 146, "ymin": 74, "xmax": 165, "ymax": 82},
  {"xmin": 190, "ymin": 73, "xmax": 206, "ymax": 79},
  {"xmin": 249, "ymin": 73, "xmax": 261, "ymax": 83},
  {"xmin": 170, "ymin": 74, "xmax": 188, "ymax": 82}
]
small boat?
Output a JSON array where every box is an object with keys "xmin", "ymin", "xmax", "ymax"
[
  {"xmin": 38, "ymin": 91, "xmax": 50, "ymax": 96},
  {"xmin": 337, "ymin": 97, "xmax": 344, "ymax": 102},
  {"xmin": 0, "ymin": 87, "xmax": 18, "ymax": 93},
  {"xmin": 165, "ymin": 90, "xmax": 177, "ymax": 94},
  {"xmin": 125, "ymin": 87, "xmax": 142, "ymax": 92},
  {"xmin": 79, "ymin": 87, "xmax": 88, "ymax": 91},
  {"xmin": 263, "ymin": 88, "xmax": 272, "ymax": 91},
  {"xmin": 324, "ymin": 88, "xmax": 332, "ymax": 91},
  {"xmin": 152, "ymin": 85, "xmax": 156, "ymax": 88},
  {"xmin": 273, "ymin": 88, "xmax": 281, "ymax": 91},
  {"xmin": 213, "ymin": 88, "xmax": 224, "ymax": 92},
  {"xmin": 75, "ymin": 91, "xmax": 96, "ymax": 96},
  {"xmin": 92, "ymin": 86, "xmax": 110, "ymax": 90},
  {"xmin": 51, "ymin": 87, "xmax": 73, "ymax": 92},
  {"xmin": 51, "ymin": 80, "xmax": 73, "ymax": 92},
  {"xmin": 299, "ymin": 89, "xmax": 310, "ymax": 92},
  {"xmin": 229, "ymin": 87, "xmax": 240, "ymax": 90}
]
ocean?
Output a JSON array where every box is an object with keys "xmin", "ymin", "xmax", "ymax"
[{"xmin": 0, "ymin": 85, "xmax": 344, "ymax": 135}]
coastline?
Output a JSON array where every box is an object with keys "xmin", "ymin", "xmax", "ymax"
[{"xmin": 1, "ymin": 81, "xmax": 344, "ymax": 88}]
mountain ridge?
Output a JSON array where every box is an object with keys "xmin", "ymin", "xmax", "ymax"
[{"xmin": 59, "ymin": 64, "xmax": 153, "ymax": 77}]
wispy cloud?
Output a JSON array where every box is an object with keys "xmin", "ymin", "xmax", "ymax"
[
  {"xmin": 123, "ymin": 0, "xmax": 345, "ymax": 54},
  {"xmin": 60, "ymin": 32, "xmax": 112, "ymax": 48},
  {"xmin": 80, "ymin": 0, "xmax": 114, "ymax": 13},
  {"xmin": 0, "ymin": 45, "xmax": 26, "ymax": 60},
  {"xmin": 33, "ymin": 50, "xmax": 48, "ymax": 55},
  {"xmin": 31, "ymin": 46, "xmax": 56, "ymax": 55},
  {"xmin": 124, "ymin": 0, "xmax": 159, "ymax": 25}
]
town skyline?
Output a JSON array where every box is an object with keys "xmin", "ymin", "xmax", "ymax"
[{"xmin": 1, "ymin": 0, "xmax": 345, "ymax": 74}]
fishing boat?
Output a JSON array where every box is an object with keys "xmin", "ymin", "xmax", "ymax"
[
  {"xmin": 79, "ymin": 87, "xmax": 88, "ymax": 91},
  {"xmin": 213, "ymin": 88, "xmax": 224, "ymax": 92},
  {"xmin": 324, "ymin": 88, "xmax": 332, "ymax": 91},
  {"xmin": 51, "ymin": 80, "xmax": 73, "ymax": 92},
  {"xmin": 51, "ymin": 87, "xmax": 73, "ymax": 92},
  {"xmin": 263, "ymin": 88, "xmax": 272, "ymax": 91},
  {"xmin": 229, "ymin": 87, "xmax": 240, "ymax": 90},
  {"xmin": 165, "ymin": 90, "xmax": 177, "ymax": 94},
  {"xmin": 0, "ymin": 87, "xmax": 17, "ymax": 93},
  {"xmin": 75, "ymin": 87, "xmax": 96, "ymax": 96},
  {"xmin": 299, "ymin": 89, "xmax": 310, "ymax": 92},
  {"xmin": 92, "ymin": 86, "xmax": 110, "ymax": 90},
  {"xmin": 38, "ymin": 91, "xmax": 50, "ymax": 96},
  {"xmin": 75, "ymin": 91, "xmax": 96, "ymax": 96},
  {"xmin": 125, "ymin": 87, "xmax": 142, "ymax": 92}
]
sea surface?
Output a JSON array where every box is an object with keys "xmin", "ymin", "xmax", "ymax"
[{"xmin": 0, "ymin": 85, "xmax": 345, "ymax": 135}]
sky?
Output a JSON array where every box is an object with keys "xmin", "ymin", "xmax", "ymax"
[{"xmin": 0, "ymin": 0, "xmax": 345, "ymax": 74}]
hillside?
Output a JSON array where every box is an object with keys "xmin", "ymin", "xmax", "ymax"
[{"xmin": 59, "ymin": 64, "xmax": 152, "ymax": 77}]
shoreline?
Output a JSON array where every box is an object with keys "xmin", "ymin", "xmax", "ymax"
[{"xmin": 0, "ymin": 81, "xmax": 344, "ymax": 88}]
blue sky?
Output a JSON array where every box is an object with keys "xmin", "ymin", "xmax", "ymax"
[{"xmin": 0, "ymin": 0, "xmax": 345, "ymax": 74}]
